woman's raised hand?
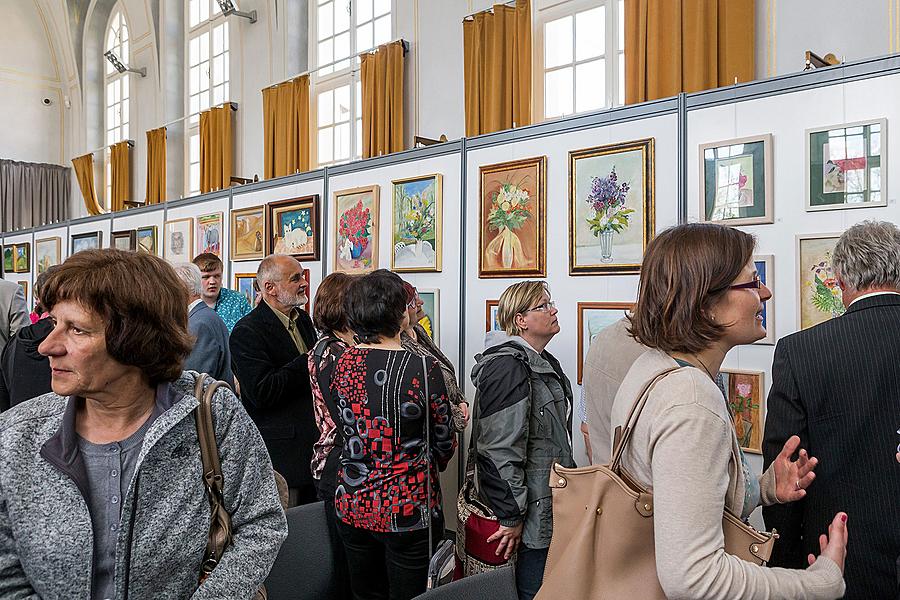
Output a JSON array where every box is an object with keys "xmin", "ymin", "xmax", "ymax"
[
  {"xmin": 773, "ymin": 435, "xmax": 818, "ymax": 503},
  {"xmin": 807, "ymin": 512, "xmax": 849, "ymax": 573}
]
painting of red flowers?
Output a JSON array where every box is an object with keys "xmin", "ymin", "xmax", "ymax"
[{"xmin": 333, "ymin": 185, "xmax": 380, "ymax": 274}]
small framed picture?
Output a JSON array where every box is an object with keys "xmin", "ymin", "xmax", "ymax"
[
  {"xmin": 333, "ymin": 186, "xmax": 379, "ymax": 274},
  {"xmin": 14, "ymin": 243, "xmax": 30, "ymax": 273},
  {"xmin": 720, "ymin": 369, "xmax": 765, "ymax": 454},
  {"xmin": 806, "ymin": 119, "xmax": 887, "ymax": 211},
  {"xmin": 485, "ymin": 299, "xmax": 501, "ymax": 333},
  {"xmin": 234, "ymin": 272, "xmax": 258, "ymax": 307},
  {"xmin": 576, "ymin": 302, "xmax": 634, "ymax": 384},
  {"xmin": 231, "ymin": 205, "xmax": 266, "ymax": 260},
  {"xmin": 752, "ymin": 254, "xmax": 775, "ymax": 345},
  {"xmin": 416, "ymin": 289, "xmax": 440, "ymax": 343},
  {"xmin": 391, "ymin": 174, "xmax": 442, "ymax": 272},
  {"xmin": 268, "ymin": 196, "xmax": 320, "ymax": 261},
  {"xmin": 71, "ymin": 231, "xmax": 103, "ymax": 255},
  {"xmin": 2, "ymin": 246, "xmax": 14, "ymax": 273},
  {"xmin": 164, "ymin": 218, "xmax": 194, "ymax": 262},
  {"xmin": 16, "ymin": 281, "xmax": 28, "ymax": 301},
  {"xmin": 35, "ymin": 237, "xmax": 62, "ymax": 273},
  {"xmin": 111, "ymin": 230, "xmax": 137, "ymax": 251},
  {"xmin": 196, "ymin": 212, "xmax": 224, "ymax": 257},
  {"xmin": 699, "ymin": 134, "xmax": 774, "ymax": 225},
  {"xmin": 796, "ymin": 233, "xmax": 844, "ymax": 330},
  {"xmin": 136, "ymin": 226, "xmax": 158, "ymax": 255}
]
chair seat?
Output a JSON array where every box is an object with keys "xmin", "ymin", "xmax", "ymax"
[
  {"xmin": 265, "ymin": 501, "xmax": 336, "ymax": 600},
  {"xmin": 412, "ymin": 566, "xmax": 518, "ymax": 600}
]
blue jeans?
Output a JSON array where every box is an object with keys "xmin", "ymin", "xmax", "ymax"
[{"xmin": 515, "ymin": 545, "xmax": 548, "ymax": 600}]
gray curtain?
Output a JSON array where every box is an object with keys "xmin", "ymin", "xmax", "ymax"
[{"xmin": 0, "ymin": 159, "xmax": 70, "ymax": 231}]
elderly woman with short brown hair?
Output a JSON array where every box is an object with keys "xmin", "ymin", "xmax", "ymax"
[
  {"xmin": 609, "ymin": 223, "xmax": 848, "ymax": 599},
  {"xmin": 0, "ymin": 249, "xmax": 287, "ymax": 600}
]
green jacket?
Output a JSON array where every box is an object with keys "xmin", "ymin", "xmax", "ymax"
[{"xmin": 470, "ymin": 333, "xmax": 575, "ymax": 549}]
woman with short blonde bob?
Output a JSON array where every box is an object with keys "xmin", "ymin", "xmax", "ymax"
[{"xmin": 610, "ymin": 223, "xmax": 848, "ymax": 599}]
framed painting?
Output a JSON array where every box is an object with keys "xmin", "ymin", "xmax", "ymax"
[
  {"xmin": 806, "ymin": 119, "xmax": 887, "ymax": 211},
  {"xmin": 196, "ymin": 212, "xmax": 224, "ymax": 257},
  {"xmin": 391, "ymin": 174, "xmax": 442, "ymax": 272},
  {"xmin": 136, "ymin": 226, "xmax": 158, "ymax": 255},
  {"xmin": 699, "ymin": 134, "xmax": 774, "ymax": 225},
  {"xmin": 797, "ymin": 234, "xmax": 844, "ymax": 330},
  {"xmin": 485, "ymin": 299, "xmax": 501, "ymax": 333},
  {"xmin": 71, "ymin": 232, "xmax": 102, "ymax": 254},
  {"xmin": 479, "ymin": 156, "xmax": 546, "ymax": 278},
  {"xmin": 35, "ymin": 237, "xmax": 61, "ymax": 273},
  {"xmin": 234, "ymin": 273, "xmax": 258, "ymax": 307},
  {"xmin": 333, "ymin": 186, "xmax": 379, "ymax": 274},
  {"xmin": 14, "ymin": 243, "xmax": 30, "ymax": 273},
  {"xmin": 16, "ymin": 281, "xmax": 28, "ymax": 300},
  {"xmin": 111, "ymin": 230, "xmax": 137, "ymax": 251},
  {"xmin": 416, "ymin": 289, "xmax": 440, "ymax": 343},
  {"xmin": 720, "ymin": 369, "xmax": 765, "ymax": 454},
  {"xmin": 164, "ymin": 218, "xmax": 194, "ymax": 262},
  {"xmin": 231, "ymin": 205, "xmax": 266, "ymax": 260},
  {"xmin": 2, "ymin": 246, "xmax": 13, "ymax": 273},
  {"xmin": 569, "ymin": 139, "xmax": 655, "ymax": 275},
  {"xmin": 752, "ymin": 254, "xmax": 776, "ymax": 345},
  {"xmin": 576, "ymin": 302, "xmax": 634, "ymax": 384},
  {"xmin": 267, "ymin": 196, "xmax": 320, "ymax": 261}
]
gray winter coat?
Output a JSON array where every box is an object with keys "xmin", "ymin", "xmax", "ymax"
[
  {"xmin": 470, "ymin": 332, "xmax": 574, "ymax": 549},
  {"xmin": 0, "ymin": 371, "xmax": 288, "ymax": 599}
]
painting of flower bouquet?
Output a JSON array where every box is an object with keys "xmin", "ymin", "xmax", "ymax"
[
  {"xmin": 333, "ymin": 185, "xmax": 379, "ymax": 274},
  {"xmin": 391, "ymin": 174, "xmax": 442, "ymax": 272},
  {"xmin": 570, "ymin": 139, "xmax": 655, "ymax": 275},
  {"xmin": 721, "ymin": 369, "xmax": 764, "ymax": 454},
  {"xmin": 797, "ymin": 234, "xmax": 845, "ymax": 330},
  {"xmin": 479, "ymin": 156, "xmax": 546, "ymax": 278}
]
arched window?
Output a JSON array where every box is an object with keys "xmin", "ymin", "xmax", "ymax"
[
  {"xmin": 185, "ymin": 0, "xmax": 233, "ymax": 196},
  {"xmin": 104, "ymin": 7, "xmax": 130, "ymax": 207}
]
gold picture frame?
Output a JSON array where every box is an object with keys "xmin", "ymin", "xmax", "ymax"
[
  {"xmin": 720, "ymin": 368, "xmax": 765, "ymax": 454},
  {"xmin": 576, "ymin": 302, "xmax": 634, "ymax": 384},
  {"xmin": 163, "ymin": 217, "xmax": 194, "ymax": 262},
  {"xmin": 35, "ymin": 237, "xmax": 62, "ymax": 273},
  {"xmin": 231, "ymin": 205, "xmax": 267, "ymax": 260},
  {"xmin": 391, "ymin": 174, "xmax": 442, "ymax": 272},
  {"xmin": 332, "ymin": 185, "xmax": 380, "ymax": 274}
]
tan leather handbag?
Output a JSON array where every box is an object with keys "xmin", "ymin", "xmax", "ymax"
[{"xmin": 535, "ymin": 368, "xmax": 778, "ymax": 600}]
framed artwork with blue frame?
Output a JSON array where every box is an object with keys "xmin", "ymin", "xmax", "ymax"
[
  {"xmin": 267, "ymin": 195, "xmax": 320, "ymax": 261},
  {"xmin": 753, "ymin": 254, "xmax": 775, "ymax": 344}
]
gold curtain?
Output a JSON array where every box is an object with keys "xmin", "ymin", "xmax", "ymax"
[
  {"xmin": 625, "ymin": 0, "xmax": 754, "ymax": 104},
  {"xmin": 262, "ymin": 75, "xmax": 311, "ymax": 179},
  {"xmin": 109, "ymin": 141, "xmax": 130, "ymax": 212},
  {"xmin": 146, "ymin": 127, "xmax": 166, "ymax": 204},
  {"xmin": 463, "ymin": 0, "xmax": 532, "ymax": 137},
  {"xmin": 72, "ymin": 153, "xmax": 104, "ymax": 216},
  {"xmin": 200, "ymin": 104, "xmax": 234, "ymax": 194},
  {"xmin": 360, "ymin": 41, "xmax": 405, "ymax": 159}
]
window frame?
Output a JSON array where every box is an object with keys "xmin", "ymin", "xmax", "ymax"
[
  {"xmin": 104, "ymin": 6, "xmax": 131, "ymax": 209},
  {"xmin": 533, "ymin": 0, "xmax": 625, "ymax": 122}
]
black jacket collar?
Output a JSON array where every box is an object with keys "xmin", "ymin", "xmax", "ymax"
[{"xmin": 844, "ymin": 292, "xmax": 900, "ymax": 316}]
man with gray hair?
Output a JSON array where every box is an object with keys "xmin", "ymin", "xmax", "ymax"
[
  {"xmin": 763, "ymin": 220, "xmax": 900, "ymax": 600},
  {"xmin": 172, "ymin": 262, "xmax": 234, "ymax": 385},
  {"xmin": 229, "ymin": 254, "xmax": 317, "ymax": 506}
]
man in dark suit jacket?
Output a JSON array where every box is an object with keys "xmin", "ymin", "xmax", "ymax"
[
  {"xmin": 230, "ymin": 254, "xmax": 318, "ymax": 505},
  {"xmin": 764, "ymin": 220, "xmax": 900, "ymax": 600}
]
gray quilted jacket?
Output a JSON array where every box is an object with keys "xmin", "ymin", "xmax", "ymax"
[{"xmin": 0, "ymin": 371, "xmax": 288, "ymax": 599}]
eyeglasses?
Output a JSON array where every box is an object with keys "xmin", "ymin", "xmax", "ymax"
[
  {"xmin": 524, "ymin": 301, "xmax": 556, "ymax": 313},
  {"xmin": 728, "ymin": 274, "xmax": 762, "ymax": 291},
  {"xmin": 406, "ymin": 299, "xmax": 417, "ymax": 309}
]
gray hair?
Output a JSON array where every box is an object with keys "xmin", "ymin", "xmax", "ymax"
[
  {"xmin": 257, "ymin": 254, "xmax": 292, "ymax": 286},
  {"xmin": 172, "ymin": 262, "xmax": 202, "ymax": 296},
  {"xmin": 832, "ymin": 220, "xmax": 900, "ymax": 292}
]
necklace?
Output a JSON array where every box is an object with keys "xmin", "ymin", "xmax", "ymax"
[{"xmin": 694, "ymin": 354, "xmax": 717, "ymax": 382}]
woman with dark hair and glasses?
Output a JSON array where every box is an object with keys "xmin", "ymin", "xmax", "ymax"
[
  {"xmin": 469, "ymin": 280, "xmax": 575, "ymax": 600},
  {"xmin": 609, "ymin": 223, "xmax": 847, "ymax": 599},
  {"xmin": 331, "ymin": 269, "xmax": 456, "ymax": 600}
]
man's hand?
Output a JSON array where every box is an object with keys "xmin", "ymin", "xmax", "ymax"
[{"xmin": 487, "ymin": 522, "xmax": 523, "ymax": 560}]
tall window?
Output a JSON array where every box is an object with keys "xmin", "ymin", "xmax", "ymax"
[
  {"xmin": 536, "ymin": 0, "xmax": 625, "ymax": 120},
  {"xmin": 312, "ymin": 0, "xmax": 391, "ymax": 166},
  {"xmin": 105, "ymin": 8, "xmax": 130, "ymax": 206},
  {"xmin": 185, "ymin": 0, "xmax": 232, "ymax": 196}
]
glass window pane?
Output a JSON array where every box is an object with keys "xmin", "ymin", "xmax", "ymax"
[
  {"xmin": 199, "ymin": 90, "xmax": 209, "ymax": 111},
  {"xmin": 357, "ymin": 0, "xmax": 373, "ymax": 25},
  {"xmin": 190, "ymin": 164, "xmax": 200, "ymax": 195},
  {"xmin": 190, "ymin": 95, "xmax": 200, "ymax": 116},
  {"xmin": 334, "ymin": 31, "xmax": 350, "ymax": 61},
  {"xmin": 190, "ymin": 0, "xmax": 200, "ymax": 28},
  {"xmin": 122, "ymin": 122, "xmax": 129, "ymax": 139},
  {"xmin": 199, "ymin": 32, "xmax": 210, "ymax": 62},
  {"xmin": 213, "ymin": 55, "xmax": 225, "ymax": 84},
  {"xmin": 189, "ymin": 37, "xmax": 200, "ymax": 66},
  {"xmin": 107, "ymin": 84, "xmax": 116, "ymax": 106},
  {"xmin": 213, "ymin": 25, "xmax": 224, "ymax": 54},
  {"xmin": 545, "ymin": 16, "xmax": 573, "ymax": 69},
  {"xmin": 223, "ymin": 52, "xmax": 230, "ymax": 83},
  {"xmin": 318, "ymin": 39, "xmax": 333, "ymax": 68},
  {"xmin": 121, "ymin": 40, "xmax": 129, "ymax": 62},
  {"xmin": 121, "ymin": 76, "xmax": 128, "ymax": 99},
  {"xmin": 334, "ymin": 0, "xmax": 350, "ymax": 33},
  {"xmin": 544, "ymin": 67, "xmax": 573, "ymax": 118},
  {"xmin": 355, "ymin": 118, "xmax": 362, "ymax": 159},
  {"xmin": 190, "ymin": 134, "xmax": 200, "ymax": 162},
  {"xmin": 318, "ymin": 90, "xmax": 334, "ymax": 126},
  {"xmin": 107, "ymin": 106, "xmax": 116, "ymax": 126},
  {"xmin": 198, "ymin": 0, "xmax": 209, "ymax": 22},
  {"xmin": 618, "ymin": 0, "xmax": 625, "ymax": 51},
  {"xmin": 618, "ymin": 52, "xmax": 625, "ymax": 105},
  {"xmin": 199, "ymin": 62, "xmax": 210, "ymax": 91},
  {"xmin": 334, "ymin": 58, "xmax": 350, "ymax": 72},
  {"xmin": 221, "ymin": 22, "xmax": 229, "ymax": 51},
  {"xmin": 121, "ymin": 102, "xmax": 129, "ymax": 125},
  {"xmin": 107, "ymin": 129, "xmax": 116, "ymax": 144},
  {"xmin": 335, "ymin": 122, "xmax": 351, "ymax": 160},
  {"xmin": 576, "ymin": 59, "xmax": 605, "ymax": 112},
  {"xmin": 575, "ymin": 6, "xmax": 604, "ymax": 61},
  {"xmin": 112, "ymin": 82, "xmax": 120, "ymax": 103},
  {"xmin": 319, "ymin": 1, "xmax": 334, "ymax": 39},
  {"xmin": 355, "ymin": 80, "xmax": 362, "ymax": 114},
  {"xmin": 374, "ymin": 15, "xmax": 390, "ymax": 45},
  {"xmin": 335, "ymin": 85, "xmax": 351, "ymax": 123},
  {"xmin": 374, "ymin": 0, "xmax": 390, "ymax": 17},
  {"xmin": 223, "ymin": 81, "xmax": 229, "ymax": 102},
  {"xmin": 356, "ymin": 23, "xmax": 373, "ymax": 54},
  {"xmin": 213, "ymin": 85, "xmax": 224, "ymax": 105},
  {"xmin": 318, "ymin": 128, "xmax": 334, "ymax": 163}
]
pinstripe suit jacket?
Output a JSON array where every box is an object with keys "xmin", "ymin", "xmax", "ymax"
[{"xmin": 763, "ymin": 293, "xmax": 900, "ymax": 600}]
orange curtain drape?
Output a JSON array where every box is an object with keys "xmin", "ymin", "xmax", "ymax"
[
  {"xmin": 109, "ymin": 141, "xmax": 130, "ymax": 212},
  {"xmin": 625, "ymin": 0, "xmax": 754, "ymax": 104},
  {"xmin": 360, "ymin": 41, "xmax": 405, "ymax": 159},
  {"xmin": 463, "ymin": 0, "xmax": 531, "ymax": 137},
  {"xmin": 262, "ymin": 75, "xmax": 311, "ymax": 179},
  {"xmin": 72, "ymin": 153, "xmax": 103, "ymax": 216},
  {"xmin": 200, "ymin": 104, "xmax": 234, "ymax": 193},
  {"xmin": 146, "ymin": 127, "xmax": 166, "ymax": 204}
]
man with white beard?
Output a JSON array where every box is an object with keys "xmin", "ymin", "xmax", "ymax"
[{"xmin": 230, "ymin": 254, "xmax": 318, "ymax": 506}]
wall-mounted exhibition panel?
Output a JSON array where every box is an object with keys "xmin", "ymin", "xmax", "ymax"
[
  {"xmin": 2, "ymin": 231, "xmax": 35, "ymax": 308},
  {"xmin": 164, "ymin": 194, "xmax": 231, "ymax": 277},
  {"xmin": 69, "ymin": 216, "xmax": 113, "ymax": 255}
]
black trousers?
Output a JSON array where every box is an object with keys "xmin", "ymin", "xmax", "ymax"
[{"xmin": 336, "ymin": 519, "xmax": 441, "ymax": 600}]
